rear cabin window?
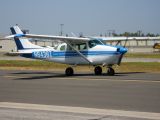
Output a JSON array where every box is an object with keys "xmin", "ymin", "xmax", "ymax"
[{"xmin": 60, "ymin": 45, "xmax": 66, "ymax": 51}]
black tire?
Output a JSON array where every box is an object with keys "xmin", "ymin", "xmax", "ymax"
[
  {"xmin": 94, "ymin": 66, "xmax": 102, "ymax": 75},
  {"xmin": 107, "ymin": 67, "xmax": 115, "ymax": 76},
  {"xmin": 65, "ymin": 67, "xmax": 74, "ymax": 76}
]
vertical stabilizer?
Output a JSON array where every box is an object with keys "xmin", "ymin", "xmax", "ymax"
[{"xmin": 10, "ymin": 25, "xmax": 43, "ymax": 50}]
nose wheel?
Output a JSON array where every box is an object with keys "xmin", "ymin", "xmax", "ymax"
[
  {"xmin": 107, "ymin": 67, "xmax": 115, "ymax": 76},
  {"xmin": 94, "ymin": 66, "xmax": 102, "ymax": 75},
  {"xmin": 65, "ymin": 67, "xmax": 74, "ymax": 76}
]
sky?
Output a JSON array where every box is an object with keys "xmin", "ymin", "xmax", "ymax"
[{"xmin": 0, "ymin": 0, "xmax": 160, "ymax": 36}]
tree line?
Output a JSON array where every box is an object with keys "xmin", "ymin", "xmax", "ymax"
[{"xmin": 112, "ymin": 31, "xmax": 160, "ymax": 37}]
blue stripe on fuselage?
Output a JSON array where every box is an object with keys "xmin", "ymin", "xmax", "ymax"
[{"xmin": 32, "ymin": 51, "xmax": 120, "ymax": 59}]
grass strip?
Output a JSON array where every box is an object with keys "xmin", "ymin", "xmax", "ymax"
[
  {"xmin": 0, "ymin": 60, "xmax": 160, "ymax": 73},
  {"xmin": 124, "ymin": 53, "xmax": 160, "ymax": 58}
]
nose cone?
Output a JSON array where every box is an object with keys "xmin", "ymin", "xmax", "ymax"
[{"xmin": 118, "ymin": 47, "xmax": 128, "ymax": 54}]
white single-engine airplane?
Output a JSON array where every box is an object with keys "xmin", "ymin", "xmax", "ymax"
[{"xmin": 6, "ymin": 25, "xmax": 160, "ymax": 76}]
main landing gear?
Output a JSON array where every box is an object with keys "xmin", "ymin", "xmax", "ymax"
[
  {"xmin": 94, "ymin": 66, "xmax": 102, "ymax": 75},
  {"xmin": 107, "ymin": 67, "xmax": 115, "ymax": 76},
  {"xmin": 94, "ymin": 66, "xmax": 115, "ymax": 76},
  {"xmin": 65, "ymin": 67, "xmax": 74, "ymax": 76}
]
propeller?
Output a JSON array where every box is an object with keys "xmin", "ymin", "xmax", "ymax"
[{"xmin": 117, "ymin": 36, "xmax": 128, "ymax": 65}]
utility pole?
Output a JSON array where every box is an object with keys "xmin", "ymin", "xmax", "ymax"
[
  {"xmin": 137, "ymin": 30, "xmax": 142, "ymax": 37},
  {"xmin": 60, "ymin": 24, "xmax": 64, "ymax": 36},
  {"xmin": 107, "ymin": 30, "xmax": 115, "ymax": 37}
]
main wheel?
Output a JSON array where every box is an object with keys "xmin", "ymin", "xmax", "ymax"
[
  {"xmin": 94, "ymin": 66, "xmax": 102, "ymax": 75},
  {"xmin": 107, "ymin": 67, "xmax": 115, "ymax": 76},
  {"xmin": 65, "ymin": 67, "xmax": 74, "ymax": 76}
]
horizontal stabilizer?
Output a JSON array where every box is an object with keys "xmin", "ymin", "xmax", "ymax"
[
  {"xmin": 5, "ymin": 34, "xmax": 25, "ymax": 39},
  {"xmin": 8, "ymin": 51, "xmax": 32, "ymax": 56}
]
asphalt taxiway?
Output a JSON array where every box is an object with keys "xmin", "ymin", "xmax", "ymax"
[{"xmin": 0, "ymin": 70, "xmax": 160, "ymax": 119}]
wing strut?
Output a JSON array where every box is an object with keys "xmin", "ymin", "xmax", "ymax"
[{"xmin": 65, "ymin": 41, "xmax": 93, "ymax": 64}]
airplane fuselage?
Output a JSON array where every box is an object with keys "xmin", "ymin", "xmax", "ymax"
[{"xmin": 21, "ymin": 44, "xmax": 123, "ymax": 66}]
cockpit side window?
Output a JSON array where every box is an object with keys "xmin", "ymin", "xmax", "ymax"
[
  {"xmin": 75, "ymin": 43, "xmax": 87, "ymax": 51},
  {"xmin": 80, "ymin": 43, "xmax": 87, "ymax": 50}
]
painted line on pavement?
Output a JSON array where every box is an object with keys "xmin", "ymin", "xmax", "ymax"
[
  {"xmin": 57, "ymin": 77, "xmax": 160, "ymax": 83},
  {"xmin": 0, "ymin": 102, "xmax": 160, "ymax": 120}
]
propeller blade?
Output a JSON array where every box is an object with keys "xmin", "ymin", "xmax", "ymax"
[{"xmin": 118, "ymin": 54, "xmax": 123, "ymax": 65}]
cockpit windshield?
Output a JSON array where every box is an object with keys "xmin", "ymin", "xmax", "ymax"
[{"xmin": 88, "ymin": 39, "xmax": 105, "ymax": 48}]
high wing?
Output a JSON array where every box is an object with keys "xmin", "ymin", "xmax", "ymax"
[
  {"xmin": 25, "ymin": 34, "xmax": 90, "ymax": 41},
  {"xmin": 6, "ymin": 33, "xmax": 90, "ymax": 43},
  {"xmin": 6, "ymin": 33, "xmax": 160, "ymax": 43}
]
